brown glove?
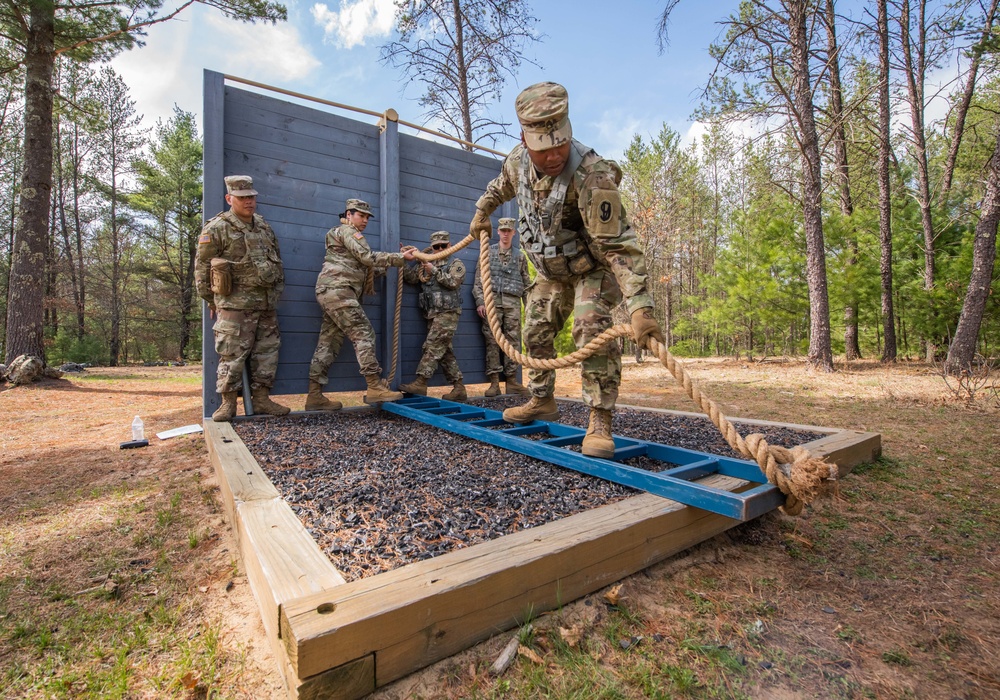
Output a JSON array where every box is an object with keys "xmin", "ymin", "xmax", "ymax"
[
  {"xmin": 469, "ymin": 208, "xmax": 492, "ymax": 239},
  {"xmin": 631, "ymin": 307, "xmax": 664, "ymax": 350}
]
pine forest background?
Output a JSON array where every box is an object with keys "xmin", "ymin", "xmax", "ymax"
[{"xmin": 1, "ymin": 0, "xmax": 999, "ymax": 370}]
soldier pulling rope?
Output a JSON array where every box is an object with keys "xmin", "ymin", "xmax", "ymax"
[{"xmin": 394, "ymin": 80, "xmax": 835, "ymax": 515}]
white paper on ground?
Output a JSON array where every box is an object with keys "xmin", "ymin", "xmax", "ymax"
[{"xmin": 156, "ymin": 424, "xmax": 204, "ymax": 440}]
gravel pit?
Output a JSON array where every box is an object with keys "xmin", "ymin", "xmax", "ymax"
[{"xmin": 234, "ymin": 396, "xmax": 821, "ymax": 582}]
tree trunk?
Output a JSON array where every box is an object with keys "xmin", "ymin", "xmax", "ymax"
[
  {"xmin": 45, "ymin": 167, "xmax": 58, "ymax": 335},
  {"xmin": 55, "ymin": 107, "xmax": 83, "ymax": 345},
  {"xmin": 789, "ymin": 0, "xmax": 833, "ymax": 371},
  {"xmin": 451, "ymin": 0, "xmax": 473, "ymax": 149},
  {"xmin": 898, "ymin": 0, "xmax": 937, "ymax": 360},
  {"xmin": 109, "ymin": 152, "xmax": 121, "ymax": 367},
  {"xmin": 824, "ymin": 0, "xmax": 861, "ymax": 360},
  {"xmin": 941, "ymin": 0, "xmax": 998, "ymax": 200},
  {"xmin": 179, "ymin": 200, "xmax": 198, "ymax": 359},
  {"xmin": 945, "ymin": 117, "xmax": 1000, "ymax": 371},
  {"xmin": 72, "ymin": 121, "xmax": 86, "ymax": 340},
  {"xmin": 878, "ymin": 0, "xmax": 897, "ymax": 362},
  {"xmin": 5, "ymin": 2, "xmax": 55, "ymax": 364}
]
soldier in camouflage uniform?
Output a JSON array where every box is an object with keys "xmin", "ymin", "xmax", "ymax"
[
  {"xmin": 468, "ymin": 82, "xmax": 664, "ymax": 458},
  {"xmin": 472, "ymin": 217, "xmax": 531, "ymax": 397},
  {"xmin": 399, "ymin": 231, "xmax": 468, "ymax": 402},
  {"xmin": 307, "ymin": 198, "xmax": 416, "ymax": 408},
  {"xmin": 196, "ymin": 175, "xmax": 290, "ymax": 422}
]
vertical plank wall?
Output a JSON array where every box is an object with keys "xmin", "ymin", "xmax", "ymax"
[{"xmin": 202, "ymin": 71, "xmax": 516, "ymax": 416}]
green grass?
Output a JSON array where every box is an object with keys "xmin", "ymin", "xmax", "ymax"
[
  {"xmin": 882, "ymin": 648, "xmax": 912, "ymax": 666},
  {"xmin": 0, "ymin": 469, "xmax": 238, "ymax": 699}
]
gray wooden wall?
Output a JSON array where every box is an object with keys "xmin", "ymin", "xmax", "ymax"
[{"xmin": 201, "ymin": 70, "xmax": 517, "ymax": 415}]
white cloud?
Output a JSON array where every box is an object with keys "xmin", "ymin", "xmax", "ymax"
[
  {"xmin": 111, "ymin": 18, "xmax": 199, "ymax": 132},
  {"xmin": 589, "ymin": 110, "xmax": 647, "ymax": 160},
  {"xmin": 683, "ymin": 121, "xmax": 708, "ymax": 146},
  {"xmin": 311, "ymin": 0, "xmax": 396, "ymax": 48},
  {"xmin": 204, "ymin": 13, "xmax": 320, "ymax": 81}
]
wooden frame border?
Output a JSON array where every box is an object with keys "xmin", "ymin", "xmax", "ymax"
[{"xmin": 205, "ymin": 405, "xmax": 880, "ymax": 699}]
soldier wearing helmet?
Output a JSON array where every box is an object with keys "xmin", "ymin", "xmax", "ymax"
[
  {"xmin": 472, "ymin": 216, "xmax": 531, "ymax": 397},
  {"xmin": 196, "ymin": 175, "xmax": 290, "ymax": 421},
  {"xmin": 468, "ymin": 82, "xmax": 664, "ymax": 458},
  {"xmin": 399, "ymin": 231, "xmax": 468, "ymax": 402},
  {"xmin": 307, "ymin": 198, "xmax": 417, "ymax": 408}
]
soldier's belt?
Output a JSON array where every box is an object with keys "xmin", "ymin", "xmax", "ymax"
[{"xmin": 527, "ymin": 239, "xmax": 583, "ymax": 258}]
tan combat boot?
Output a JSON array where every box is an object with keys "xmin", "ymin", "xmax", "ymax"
[
  {"xmin": 251, "ymin": 388, "xmax": 291, "ymax": 416},
  {"xmin": 484, "ymin": 374, "xmax": 501, "ymax": 397},
  {"xmin": 364, "ymin": 375, "xmax": 403, "ymax": 403},
  {"xmin": 305, "ymin": 380, "xmax": 342, "ymax": 411},
  {"xmin": 502, "ymin": 395, "xmax": 560, "ymax": 424},
  {"xmin": 582, "ymin": 408, "xmax": 615, "ymax": 459},
  {"xmin": 212, "ymin": 391, "xmax": 238, "ymax": 422},
  {"xmin": 399, "ymin": 375, "xmax": 428, "ymax": 395},
  {"xmin": 443, "ymin": 381, "xmax": 467, "ymax": 402},
  {"xmin": 504, "ymin": 374, "xmax": 530, "ymax": 396}
]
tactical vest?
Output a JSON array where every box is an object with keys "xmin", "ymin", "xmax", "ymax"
[
  {"xmin": 517, "ymin": 140, "xmax": 598, "ymax": 281},
  {"xmin": 419, "ymin": 261, "xmax": 462, "ymax": 314},
  {"xmin": 221, "ymin": 211, "xmax": 282, "ymax": 288},
  {"xmin": 489, "ymin": 246, "xmax": 525, "ymax": 297}
]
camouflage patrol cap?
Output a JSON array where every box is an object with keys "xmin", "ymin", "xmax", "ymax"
[
  {"xmin": 430, "ymin": 230, "xmax": 451, "ymax": 244},
  {"xmin": 225, "ymin": 175, "xmax": 257, "ymax": 196},
  {"xmin": 345, "ymin": 198, "xmax": 374, "ymax": 217},
  {"xmin": 497, "ymin": 217, "xmax": 516, "ymax": 230},
  {"xmin": 515, "ymin": 82, "xmax": 572, "ymax": 152}
]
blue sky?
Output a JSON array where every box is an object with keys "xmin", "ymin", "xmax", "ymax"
[{"xmin": 110, "ymin": 0, "xmax": 741, "ymax": 161}]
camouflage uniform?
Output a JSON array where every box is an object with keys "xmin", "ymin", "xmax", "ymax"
[
  {"xmin": 473, "ymin": 84, "xmax": 654, "ymax": 412},
  {"xmin": 308, "ymin": 215, "xmax": 405, "ymax": 384},
  {"xmin": 196, "ymin": 182, "xmax": 284, "ymax": 396},
  {"xmin": 472, "ymin": 218, "xmax": 530, "ymax": 378},
  {"xmin": 402, "ymin": 232, "xmax": 466, "ymax": 383}
]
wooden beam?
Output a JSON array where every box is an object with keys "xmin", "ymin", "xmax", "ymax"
[
  {"xmin": 281, "ymin": 474, "xmax": 743, "ymax": 683},
  {"xmin": 205, "ymin": 421, "xmax": 347, "ymax": 697},
  {"xmin": 201, "ymin": 69, "xmax": 226, "ymax": 419},
  {"xmin": 204, "ymin": 421, "xmax": 280, "ymax": 518},
  {"xmin": 206, "ymin": 405, "xmax": 881, "ymax": 699},
  {"xmin": 801, "ymin": 430, "xmax": 882, "ymax": 478}
]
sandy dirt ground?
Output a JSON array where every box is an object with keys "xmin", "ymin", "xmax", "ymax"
[{"xmin": 1, "ymin": 358, "xmax": 997, "ymax": 699}]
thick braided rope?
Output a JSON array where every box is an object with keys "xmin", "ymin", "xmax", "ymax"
[
  {"xmin": 411, "ymin": 231, "xmax": 834, "ymax": 514},
  {"xmin": 389, "ymin": 265, "xmax": 404, "ymax": 381},
  {"xmin": 642, "ymin": 337, "xmax": 835, "ymax": 515}
]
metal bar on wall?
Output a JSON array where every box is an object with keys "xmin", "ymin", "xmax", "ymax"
[
  {"xmin": 380, "ymin": 112, "xmax": 401, "ymax": 386},
  {"xmin": 201, "ymin": 69, "xmax": 226, "ymax": 419}
]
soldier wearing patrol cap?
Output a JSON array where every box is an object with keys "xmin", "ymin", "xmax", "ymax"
[
  {"xmin": 196, "ymin": 175, "xmax": 291, "ymax": 421},
  {"xmin": 472, "ymin": 216, "xmax": 531, "ymax": 397},
  {"xmin": 399, "ymin": 231, "xmax": 468, "ymax": 401},
  {"xmin": 468, "ymin": 81, "xmax": 664, "ymax": 458},
  {"xmin": 306, "ymin": 198, "xmax": 417, "ymax": 408}
]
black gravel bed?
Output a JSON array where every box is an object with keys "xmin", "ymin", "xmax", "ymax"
[{"xmin": 233, "ymin": 400, "xmax": 822, "ymax": 582}]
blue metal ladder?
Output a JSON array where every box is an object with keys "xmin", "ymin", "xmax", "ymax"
[{"xmin": 381, "ymin": 397, "xmax": 784, "ymax": 521}]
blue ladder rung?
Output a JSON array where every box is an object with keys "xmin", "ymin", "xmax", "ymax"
[
  {"xmin": 500, "ymin": 424, "xmax": 550, "ymax": 437},
  {"xmin": 426, "ymin": 406, "xmax": 463, "ymax": 415},
  {"xmin": 613, "ymin": 444, "xmax": 649, "ymax": 460},
  {"xmin": 662, "ymin": 458, "xmax": 720, "ymax": 481},
  {"xmin": 470, "ymin": 418, "xmax": 509, "ymax": 428},
  {"xmin": 451, "ymin": 410, "xmax": 488, "ymax": 421},
  {"xmin": 541, "ymin": 435, "xmax": 583, "ymax": 447}
]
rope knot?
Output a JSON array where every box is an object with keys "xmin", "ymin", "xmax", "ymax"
[{"xmin": 743, "ymin": 433, "xmax": 834, "ymax": 516}]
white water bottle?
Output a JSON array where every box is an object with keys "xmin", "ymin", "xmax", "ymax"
[{"xmin": 131, "ymin": 415, "xmax": 144, "ymax": 441}]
